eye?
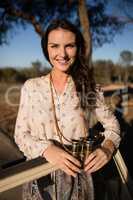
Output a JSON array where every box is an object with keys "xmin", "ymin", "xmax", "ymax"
[
  {"xmin": 66, "ymin": 44, "xmax": 76, "ymax": 48},
  {"xmin": 50, "ymin": 44, "xmax": 59, "ymax": 48}
]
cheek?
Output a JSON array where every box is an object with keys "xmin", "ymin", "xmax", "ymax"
[
  {"xmin": 67, "ymin": 48, "xmax": 77, "ymax": 58},
  {"xmin": 71, "ymin": 49, "xmax": 77, "ymax": 59},
  {"xmin": 48, "ymin": 49, "xmax": 56, "ymax": 60}
]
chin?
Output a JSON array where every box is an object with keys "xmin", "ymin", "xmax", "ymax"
[{"xmin": 57, "ymin": 65, "xmax": 71, "ymax": 72}]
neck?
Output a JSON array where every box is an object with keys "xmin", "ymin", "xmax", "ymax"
[{"xmin": 51, "ymin": 69, "xmax": 69, "ymax": 83}]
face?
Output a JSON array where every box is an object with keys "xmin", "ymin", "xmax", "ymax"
[{"xmin": 47, "ymin": 28, "xmax": 77, "ymax": 73}]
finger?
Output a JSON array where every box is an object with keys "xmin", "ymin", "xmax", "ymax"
[
  {"xmin": 64, "ymin": 159, "xmax": 81, "ymax": 173},
  {"xmin": 85, "ymin": 152, "xmax": 109, "ymax": 173},
  {"xmin": 94, "ymin": 149, "xmax": 109, "ymax": 163},
  {"xmin": 84, "ymin": 151, "xmax": 97, "ymax": 165},
  {"xmin": 63, "ymin": 152, "xmax": 81, "ymax": 167},
  {"xmin": 87, "ymin": 159, "xmax": 106, "ymax": 173},
  {"xmin": 84, "ymin": 147, "xmax": 107, "ymax": 165},
  {"xmin": 61, "ymin": 164, "xmax": 77, "ymax": 177},
  {"xmin": 84, "ymin": 152, "xmax": 104, "ymax": 171},
  {"xmin": 84, "ymin": 156, "xmax": 99, "ymax": 172}
]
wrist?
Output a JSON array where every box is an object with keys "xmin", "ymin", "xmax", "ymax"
[
  {"xmin": 42, "ymin": 143, "xmax": 54, "ymax": 158},
  {"xmin": 101, "ymin": 139, "xmax": 116, "ymax": 157}
]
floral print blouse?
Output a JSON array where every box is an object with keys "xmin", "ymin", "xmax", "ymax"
[{"xmin": 14, "ymin": 74, "xmax": 120, "ymax": 160}]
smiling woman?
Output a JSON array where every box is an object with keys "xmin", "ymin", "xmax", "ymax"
[
  {"xmin": 14, "ymin": 19, "xmax": 120, "ymax": 200},
  {"xmin": 47, "ymin": 28, "xmax": 77, "ymax": 73}
]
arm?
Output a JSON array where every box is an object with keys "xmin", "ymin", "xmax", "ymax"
[
  {"xmin": 95, "ymin": 86, "xmax": 121, "ymax": 150},
  {"xmin": 14, "ymin": 80, "xmax": 52, "ymax": 159},
  {"xmin": 14, "ymin": 80, "xmax": 81, "ymax": 176},
  {"xmin": 42, "ymin": 144, "xmax": 81, "ymax": 177},
  {"xmin": 84, "ymin": 87, "xmax": 121, "ymax": 173}
]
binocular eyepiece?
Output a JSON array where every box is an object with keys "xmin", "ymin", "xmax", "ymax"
[{"xmin": 71, "ymin": 137, "xmax": 95, "ymax": 168}]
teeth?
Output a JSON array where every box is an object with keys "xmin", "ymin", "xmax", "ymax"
[{"xmin": 58, "ymin": 60, "xmax": 68, "ymax": 64}]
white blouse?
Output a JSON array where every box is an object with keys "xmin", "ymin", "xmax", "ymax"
[{"xmin": 14, "ymin": 74, "xmax": 120, "ymax": 159}]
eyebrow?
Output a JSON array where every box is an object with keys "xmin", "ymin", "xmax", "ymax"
[{"xmin": 48, "ymin": 42, "xmax": 76, "ymax": 45}]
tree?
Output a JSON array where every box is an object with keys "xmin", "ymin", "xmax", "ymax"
[
  {"xmin": 0, "ymin": 67, "xmax": 18, "ymax": 82},
  {"xmin": 93, "ymin": 59, "xmax": 113, "ymax": 84},
  {"xmin": 119, "ymin": 50, "xmax": 133, "ymax": 84},
  {"xmin": 119, "ymin": 50, "xmax": 133, "ymax": 67},
  {"xmin": 115, "ymin": 0, "xmax": 133, "ymax": 22},
  {"xmin": 0, "ymin": 0, "xmax": 124, "ymax": 52},
  {"xmin": 31, "ymin": 60, "xmax": 42, "ymax": 76},
  {"xmin": 78, "ymin": 0, "xmax": 92, "ymax": 65}
]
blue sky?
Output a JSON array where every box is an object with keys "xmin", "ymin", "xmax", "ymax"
[
  {"xmin": 92, "ymin": 24, "xmax": 133, "ymax": 62},
  {"xmin": 0, "ymin": 23, "xmax": 133, "ymax": 68}
]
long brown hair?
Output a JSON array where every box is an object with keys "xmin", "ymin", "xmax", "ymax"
[{"xmin": 41, "ymin": 19, "xmax": 96, "ymax": 110}]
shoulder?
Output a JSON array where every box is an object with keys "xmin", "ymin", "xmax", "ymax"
[{"xmin": 22, "ymin": 75, "xmax": 49, "ymax": 92}]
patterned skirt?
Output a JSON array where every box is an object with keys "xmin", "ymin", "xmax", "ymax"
[
  {"xmin": 22, "ymin": 169, "xmax": 94, "ymax": 200},
  {"xmin": 22, "ymin": 163, "xmax": 129, "ymax": 200}
]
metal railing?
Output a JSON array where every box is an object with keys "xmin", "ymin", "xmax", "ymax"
[
  {"xmin": 113, "ymin": 150, "xmax": 133, "ymax": 200},
  {"xmin": 0, "ymin": 157, "xmax": 58, "ymax": 193},
  {"xmin": 0, "ymin": 150, "xmax": 133, "ymax": 200}
]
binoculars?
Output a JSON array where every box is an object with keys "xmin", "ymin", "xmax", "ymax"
[
  {"xmin": 71, "ymin": 137, "xmax": 94, "ymax": 168},
  {"xmin": 71, "ymin": 128, "xmax": 105, "ymax": 168}
]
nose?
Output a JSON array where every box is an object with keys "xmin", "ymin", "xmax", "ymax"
[{"xmin": 58, "ymin": 46, "xmax": 67, "ymax": 58}]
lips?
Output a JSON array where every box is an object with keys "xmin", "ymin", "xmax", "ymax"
[{"xmin": 56, "ymin": 59, "xmax": 70, "ymax": 65}]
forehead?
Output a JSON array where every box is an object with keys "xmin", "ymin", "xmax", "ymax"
[{"xmin": 48, "ymin": 28, "xmax": 76, "ymax": 43}]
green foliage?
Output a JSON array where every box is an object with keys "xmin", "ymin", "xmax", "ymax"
[
  {"xmin": 88, "ymin": 1, "xmax": 124, "ymax": 47},
  {"xmin": 0, "ymin": 0, "xmax": 125, "ymax": 47},
  {"xmin": 128, "ymin": 65, "xmax": 133, "ymax": 82},
  {"xmin": 16, "ymin": 65, "xmax": 51, "ymax": 82},
  {"xmin": 31, "ymin": 60, "xmax": 43, "ymax": 76},
  {"xmin": 0, "ymin": 60, "xmax": 51, "ymax": 83},
  {"xmin": 93, "ymin": 59, "xmax": 133, "ymax": 84},
  {"xmin": 117, "ymin": 0, "xmax": 133, "ymax": 21},
  {"xmin": 93, "ymin": 59, "xmax": 112, "ymax": 84},
  {"xmin": 0, "ymin": 50, "xmax": 132, "ymax": 84},
  {"xmin": 119, "ymin": 50, "xmax": 133, "ymax": 67},
  {"xmin": 0, "ymin": 67, "xmax": 18, "ymax": 82},
  {"xmin": 0, "ymin": 57, "xmax": 132, "ymax": 84}
]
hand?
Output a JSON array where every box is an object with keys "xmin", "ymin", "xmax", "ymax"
[
  {"xmin": 42, "ymin": 144, "xmax": 81, "ymax": 177},
  {"xmin": 84, "ymin": 146, "xmax": 113, "ymax": 174}
]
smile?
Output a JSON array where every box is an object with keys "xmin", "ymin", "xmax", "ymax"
[{"xmin": 56, "ymin": 59, "xmax": 70, "ymax": 65}]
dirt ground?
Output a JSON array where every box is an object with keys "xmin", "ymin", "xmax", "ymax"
[{"xmin": 0, "ymin": 186, "xmax": 23, "ymax": 200}]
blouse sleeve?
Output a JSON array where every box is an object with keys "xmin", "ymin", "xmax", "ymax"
[
  {"xmin": 14, "ymin": 80, "xmax": 52, "ymax": 159},
  {"xmin": 95, "ymin": 86, "xmax": 121, "ymax": 149}
]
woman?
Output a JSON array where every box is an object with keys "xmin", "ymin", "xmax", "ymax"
[{"xmin": 14, "ymin": 19, "xmax": 120, "ymax": 200}]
